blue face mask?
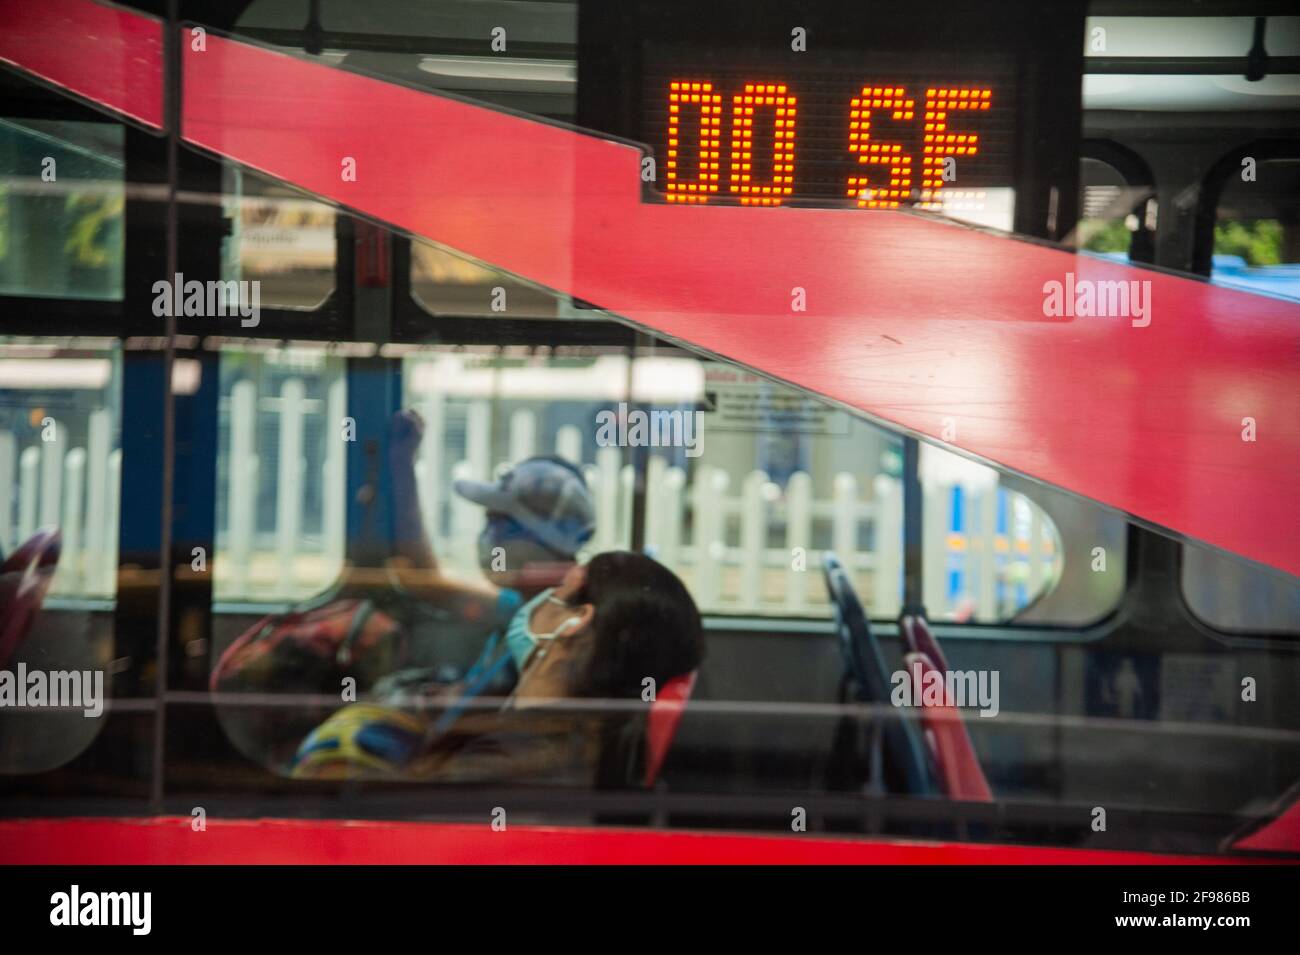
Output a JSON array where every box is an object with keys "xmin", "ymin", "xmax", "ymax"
[{"xmin": 504, "ymin": 587, "xmax": 583, "ymax": 670}]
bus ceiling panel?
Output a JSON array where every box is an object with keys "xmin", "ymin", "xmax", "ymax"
[
  {"xmin": 0, "ymin": 0, "xmax": 163, "ymax": 131},
  {"xmin": 3, "ymin": 2, "xmax": 1299, "ymax": 580}
]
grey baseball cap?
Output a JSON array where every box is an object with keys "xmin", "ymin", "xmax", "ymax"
[{"xmin": 454, "ymin": 456, "xmax": 596, "ymax": 557}]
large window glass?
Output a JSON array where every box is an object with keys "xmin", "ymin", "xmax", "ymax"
[
  {"xmin": 918, "ymin": 444, "xmax": 1127, "ymax": 627},
  {"xmin": 401, "ymin": 345, "xmax": 633, "ymax": 577},
  {"xmin": 1211, "ymin": 157, "xmax": 1300, "ymax": 302},
  {"xmin": 222, "ymin": 168, "xmax": 337, "ymax": 311},
  {"xmin": 399, "ymin": 347, "xmax": 904, "ymax": 618},
  {"xmin": 642, "ymin": 358, "xmax": 903, "ymax": 618},
  {"xmin": 213, "ymin": 344, "xmax": 347, "ymax": 604},
  {"xmin": 0, "ymin": 337, "xmax": 121, "ymax": 776},
  {"xmin": 411, "ymin": 243, "xmax": 567, "ymax": 320},
  {"xmin": 5, "ymin": 1, "xmax": 1300, "ymax": 865},
  {"xmin": 1074, "ymin": 153, "xmax": 1156, "ymax": 264},
  {"xmin": 0, "ymin": 119, "xmax": 124, "ymax": 300},
  {"xmin": 0, "ymin": 339, "xmax": 121, "ymax": 601},
  {"xmin": 1183, "ymin": 540, "xmax": 1300, "ymax": 636}
]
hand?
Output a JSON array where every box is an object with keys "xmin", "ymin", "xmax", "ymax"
[{"xmin": 390, "ymin": 409, "xmax": 425, "ymax": 463}]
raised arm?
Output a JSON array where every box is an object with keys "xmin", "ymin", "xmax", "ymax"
[
  {"xmin": 387, "ymin": 409, "xmax": 501, "ymax": 611},
  {"xmin": 388, "ymin": 409, "xmax": 438, "ymax": 572}
]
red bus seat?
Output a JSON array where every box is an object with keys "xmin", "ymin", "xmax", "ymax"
[
  {"xmin": 904, "ymin": 650, "xmax": 993, "ymax": 803},
  {"xmin": 901, "ymin": 614, "xmax": 949, "ymax": 674},
  {"xmin": 0, "ymin": 528, "xmax": 62, "ymax": 669},
  {"xmin": 644, "ymin": 671, "xmax": 697, "ymax": 788}
]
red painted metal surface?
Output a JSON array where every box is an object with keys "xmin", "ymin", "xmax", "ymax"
[
  {"xmin": 2, "ymin": 2, "xmax": 1298, "ymax": 576},
  {"xmin": 0, "ymin": 817, "xmax": 1279, "ymax": 865},
  {"xmin": 0, "ymin": 0, "xmax": 162, "ymax": 129},
  {"xmin": 177, "ymin": 35, "xmax": 1300, "ymax": 580}
]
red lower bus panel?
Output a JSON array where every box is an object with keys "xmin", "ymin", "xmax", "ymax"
[{"xmin": 0, "ymin": 817, "xmax": 1280, "ymax": 865}]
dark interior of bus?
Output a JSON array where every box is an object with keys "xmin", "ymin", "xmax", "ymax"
[{"xmin": 1, "ymin": 0, "xmax": 1298, "ymax": 858}]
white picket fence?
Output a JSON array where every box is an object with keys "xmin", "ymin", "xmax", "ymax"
[
  {"xmin": 0, "ymin": 411, "xmax": 120, "ymax": 598},
  {"xmin": 214, "ymin": 376, "xmax": 348, "ymax": 600},
  {"xmin": 416, "ymin": 421, "xmax": 902, "ymax": 616},
  {"xmin": 405, "ymin": 397, "xmax": 1056, "ymax": 619},
  {"xmin": 3, "ymin": 375, "xmax": 1058, "ymax": 619}
]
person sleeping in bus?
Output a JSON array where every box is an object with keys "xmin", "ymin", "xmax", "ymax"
[
  {"xmin": 210, "ymin": 409, "xmax": 600, "ymax": 771},
  {"xmin": 291, "ymin": 551, "xmax": 705, "ymax": 786},
  {"xmin": 377, "ymin": 408, "xmax": 597, "ymax": 700}
]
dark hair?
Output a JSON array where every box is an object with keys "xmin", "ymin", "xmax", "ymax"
[{"xmin": 568, "ymin": 551, "xmax": 705, "ymax": 700}]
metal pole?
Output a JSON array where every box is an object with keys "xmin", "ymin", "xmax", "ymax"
[{"xmin": 150, "ymin": 0, "xmax": 180, "ymax": 813}]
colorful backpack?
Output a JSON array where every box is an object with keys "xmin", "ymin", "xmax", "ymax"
[{"xmin": 210, "ymin": 597, "xmax": 408, "ymax": 697}]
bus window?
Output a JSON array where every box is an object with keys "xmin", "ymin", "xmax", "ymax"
[
  {"xmin": 213, "ymin": 344, "xmax": 347, "ymax": 604},
  {"xmin": 0, "ymin": 337, "xmax": 121, "ymax": 775},
  {"xmin": 0, "ymin": 119, "xmax": 123, "ymax": 300},
  {"xmin": 1074, "ymin": 152, "xmax": 1156, "ymax": 265},
  {"xmin": 411, "ymin": 242, "xmax": 569, "ymax": 321},
  {"xmin": 1211, "ymin": 157, "xmax": 1300, "ymax": 301},
  {"xmin": 399, "ymin": 343, "xmax": 635, "ymax": 583},
  {"xmin": 5, "ymin": 0, "xmax": 1300, "ymax": 866},
  {"xmin": 0, "ymin": 340, "xmax": 121, "ymax": 601},
  {"xmin": 921, "ymin": 446, "xmax": 1056, "ymax": 624},
  {"xmin": 1182, "ymin": 541, "xmax": 1300, "ymax": 637},
  {"xmin": 406, "ymin": 333, "xmax": 905, "ymax": 619},
  {"xmin": 222, "ymin": 168, "xmax": 337, "ymax": 311},
  {"xmin": 636, "ymin": 355, "xmax": 904, "ymax": 619},
  {"xmin": 919, "ymin": 444, "xmax": 1126, "ymax": 626}
]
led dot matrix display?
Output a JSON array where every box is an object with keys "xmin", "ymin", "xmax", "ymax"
[{"xmin": 644, "ymin": 55, "xmax": 1014, "ymax": 212}]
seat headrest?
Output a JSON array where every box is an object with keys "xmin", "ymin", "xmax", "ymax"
[{"xmin": 644, "ymin": 671, "xmax": 697, "ymax": 788}]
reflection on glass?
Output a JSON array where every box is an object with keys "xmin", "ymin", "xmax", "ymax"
[
  {"xmin": 0, "ymin": 119, "xmax": 124, "ymax": 300},
  {"xmin": 213, "ymin": 344, "xmax": 347, "ymax": 602},
  {"xmin": 1073, "ymin": 156, "xmax": 1155, "ymax": 263},
  {"xmin": 401, "ymin": 346, "xmax": 634, "ymax": 583},
  {"xmin": 411, "ymin": 240, "xmax": 567, "ymax": 319},
  {"xmin": 0, "ymin": 339, "xmax": 121, "ymax": 599},
  {"xmin": 1212, "ymin": 158, "xmax": 1300, "ymax": 301},
  {"xmin": 0, "ymin": 338, "xmax": 120, "ymax": 775},
  {"xmin": 401, "ymin": 349, "xmax": 903, "ymax": 617},
  {"xmin": 643, "ymin": 360, "xmax": 903, "ymax": 618},
  {"xmin": 919, "ymin": 444, "xmax": 1063, "ymax": 623},
  {"xmin": 221, "ymin": 167, "xmax": 336, "ymax": 310},
  {"xmin": 1183, "ymin": 542, "xmax": 1300, "ymax": 635}
]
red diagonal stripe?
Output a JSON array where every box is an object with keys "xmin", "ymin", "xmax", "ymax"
[{"xmin": 0, "ymin": 0, "xmax": 162, "ymax": 129}]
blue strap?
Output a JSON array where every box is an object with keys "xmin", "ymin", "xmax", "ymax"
[
  {"xmin": 433, "ymin": 634, "xmax": 512, "ymax": 734},
  {"xmin": 431, "ymin": 587, "xmax": 522, "ymax": 738},
  {"xmin": 432, "ymin": 589, "xmax": 524, "ymax": 733}
]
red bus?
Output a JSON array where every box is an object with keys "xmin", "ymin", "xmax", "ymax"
[{"xmin": 0, "ymin": 0, "xmax": 1298, "ymax": 877}]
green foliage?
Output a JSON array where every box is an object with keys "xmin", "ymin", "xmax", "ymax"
[
  {"xmin": 1080, "ymin": 218, "xmax": 1132, "ymax": 254},
  {"xmin": 63, "ymin": 191, "xmax": 124, "ymax": 269},
  {"xmin": 1214, "ymin": 219, "xmax": 1283, "ymax": 267}
]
